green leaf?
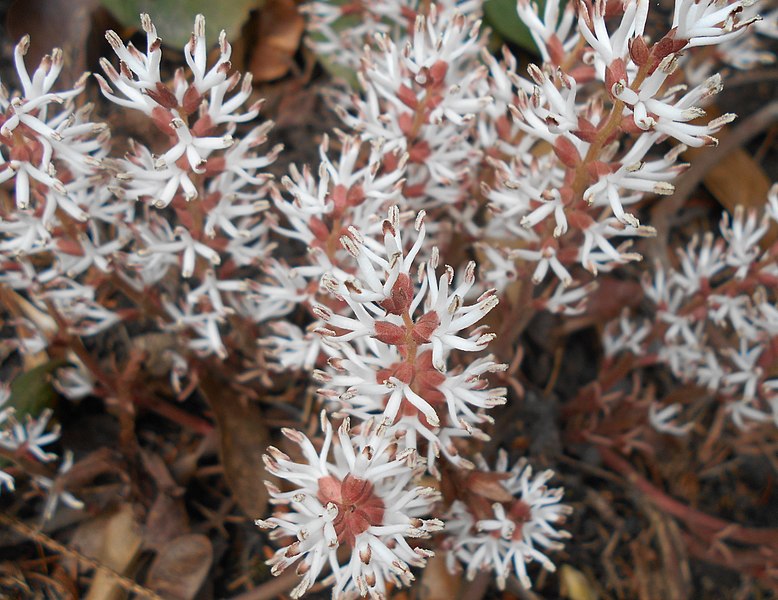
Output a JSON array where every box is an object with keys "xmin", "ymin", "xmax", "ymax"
[
  {"xmin": 100, "ymin": 0, "xmax": 260, "ymax": 48},
  {"xmin": 484, "ymin": 0, "xmax": 540, "ymax": 54},
  {"xmin": 307, "ymin": 10, "xmax": 363, "ymax": 88},
  {"xmin": 8, "ymin": 359, "xmax": 66, "ymax": 418}
]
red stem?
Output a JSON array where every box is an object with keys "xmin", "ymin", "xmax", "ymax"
[{"xmin": 597, "ymin": 445, "xmax": 778, "ymax": 547}]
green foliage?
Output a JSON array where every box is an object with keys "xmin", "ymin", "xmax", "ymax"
[
  {"xmin": 100, "ymin": 0, "xmax": 260, "ymax": 48},
  {"xmin": 8, "ymin": 360, "xmax": 65, "ymax": 418},
  {"xmin": 484, "ymin": 0, "xmax": 540, "ymax": 54},
  {"xmin": 308, "ymin": 10, "xmax": 364, "ymax": 87}
]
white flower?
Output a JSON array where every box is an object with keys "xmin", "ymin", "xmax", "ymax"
[
  {"xmin": 260, "ymin": 321, "xmax": 336, "ymax": 372},
  {"xmin": 578, "ymin": 0, "xmax": 649, "ymax": 78},
  {"xmin": 0, "ymin": 211, "xmax": 52, "ymax": 255},
  {"xmin": 185, "ymin": 269, "xmax": 247, "ymax": 316},
  {"xmin": 722, "ymin": 340, "xmax": 764, "ymax": 403},
  {"xmin": 0, "ymin": 470, "xmax": 14, "ymax": 493},
  {"xmin": 0, "ymin": 386, "xmax": 15, "ymax": 492},
  {"xmin": 53, "ymin": 364, "xmax": 94, "ymax": 400},
  {"xmin": 117, "ymin": 141, "xmax": 199, "ymax": 207},
  {"xmin": 541, "ymin": 282, "xmax": 598, "ymax": 315},
  {"xmin": 445, "ymin": 451, "xmax": 571, "ymax": 590},
  {"xmin": 579, "ymin": 218, "xmax": 649, "ymax": 275},
  {"xmin": 727, "ymin": 397, "xmax": 772, "ymax": 428},
  {"xmin": 695, "ymin": 348, "xmax": 726, "ymax": 391},
  {"xmin": 649, "ymin": 403, "xmax": 693, "ymax": 436},
  {"xmin": 0, "ymin": 37, "xmax": 105, "ymax": 212},
  {"xmin": 720, "ymin": 205, "xmax": 768, "ymax": 278},
  {"xmin": 138, "ymin": 225, "xmax": 221, "ymax": 278},
  {"xmin": 766, "ymin": 183, "xmax": 778, "ymax": 224},
  {"xmin": 35, "ymin": 450, "xmax": 85, "ymax": 520},
  {"xmin": 516, "ymin": 0, "xmax": 579, "ymax": 65},
  {"xmin": 0, "ymin": 408, "xmax": 60, "ymax": 463},
  {"xmin": 671, "ymin": 232, "xmax": 727, "ymax": 295},
  {"xmin": 513, "ymin": 242, "xmax": 573, "ymax": 287},
  {"xmin": 707, "ymin": 294, "xmax": 759, "ymax": 340},
  {"xmin": 603, "ymin": 310, "xmax": 651, "ymax": 357},
  {"xmin": 257, "ymin": 413, "xmax": 442, "ymax": 599},
  {"xmin": 97, "ymin": 15, "xmax": 162, "ymax": 114},
  {"xmin": 673, "ymin": 0, "xmax": 757, "ymax": 48}
]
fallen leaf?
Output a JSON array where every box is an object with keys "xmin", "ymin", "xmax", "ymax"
[
  {"xmin": 199, "ymin": 373, "xmax": 269, "ymax": 518},
  {"xmin": 703, "ymin": 147, "xmax": 771, "ymax": 213},
  {"xmin": 144, "ymin": 494, "xmax": 190, "ymax": 550},
  {"xmin": 560, "ymin": 564, "xmax": 598, "ymax": 600},
  {"xmin": 250, "ymin": 0, "xmax": 305, "ymax": 81},
  {"xmin": 7, "ymin": 0, "xmax": 98, "ymax": 77},
  {"xmin": 145, "ymin": 534, "xmax": 213, "ymax": 600},
  {"xmin": 69, "ymin": 504, "xmax": 143, "ymax": 600},
  {"xmin": 415, "ymin": 553, "xmax": 460, "ymax": 600},
  {"xmin": 131, "ymin": 333, "xmax": 179, "ymax": 377},
  {"xmin": 140, "ymin": 449, "xmax": 190, "ymax": 550}
]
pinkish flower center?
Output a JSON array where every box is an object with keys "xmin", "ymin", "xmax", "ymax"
[
  {"xmin": 317, "ymin": 474, "xmax": 385, "ymax": 547},
  {"xmin": 507, "ymin": 499, "xmax": 532, "ymax": 541},
  {"xmin": 377, "ymin": 350, "xmax": 446, "ymax": 424}
]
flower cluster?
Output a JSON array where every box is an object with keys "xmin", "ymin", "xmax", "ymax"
[
  {"xmin": 0, "ymin": 0, "xmax": 773, "ymax": 597},
  {"xmin": 0, "ymin": 386, "xmax": 82, "ymax": 517},
  {"xmin": 313, "ymin": 206, "xmax": 506, "ymax": 473},
  {"xmin": 257, "ymin": 413, "xmax": 443, "ymax": 599},
  {"xmin": 298, "ymin": 0, "xmax": 768, "ymax": 320},
  {"xmin": 477, "ymin": 0, "xmax": 755, "ymax": 303},
  {"xmin": 327, "ymin": 2, "xmax": 490, "ymax": 218},
  {"xmin": 97, "ymin": 14, "xmax": 282, "ymax": 360},
  {"xmin": 604, "ymin": 185, "xmax": 778, "ymax": 428},
  {"xmin": 0, "ymin": 13, "xmax": 281, "ymax": 402},
  {"xmin": 444, "ymin": 451, "xmax": 571, "ymax": 590}
]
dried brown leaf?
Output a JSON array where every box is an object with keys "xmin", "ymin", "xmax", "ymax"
[
  {"xmin": 560, "ymin": 564, "xmax": 599, "ymax": 600},
  {"xmin": 7, "ymin": 0, "xmax": 98, "ymax": 77},
  {"xmin": 145, "ymin": 534, "xmax": 213, "ymax": 600},
  {"xmin": 69, "ymin": 504, "xmax": 143, "ymax": 600},
  {"xmin": 415, "ymin": 553, "xmax": 461, "ymax": 600},
  {"xmin": 144, "ymin": 494, "xmax": 190, "ymax": 550},
  {"xmin": 250, "ymin": 0, "xmax": 305, "ymax": 81},
  {"xmin": 199, "ymin": 374, "xmax": 269, "ymax": 518},
  {"xmin": 703, "ymin": 147, "xmax": 771, "ymax": 213}
]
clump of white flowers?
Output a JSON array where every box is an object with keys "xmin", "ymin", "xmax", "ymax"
[
  {"xmin": 0, "ymin": 0, "xmax": 773, "ymax": 597},
  {"xmin": 605, "ymin": 185, "xmax": 778, "ymax": 429},
  {"xmin": 445, "ymin": 451, "xmax": 571, "ymax": 590},
  {"xmin": 0, "ymin": 387, "xmax": 82, "ymax": 516},
  {"xmin": 312, "ymin": 206, "xmax": 506, "ymax": 474},
  {"xmin": 257, "ymin": 413, "xmax": 442, "ymax": 599}
]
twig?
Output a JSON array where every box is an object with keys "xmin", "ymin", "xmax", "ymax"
[
  {"xmin": 720, "ymin": 68, "xmax": 778, "ymax": 89},
  {"xmin": 226, "ymin": 569, "xmax": 300, "ymax": 600},
  {"xmin": 133, "ymin": 394, "xmax": 214, "ymax": 435},
  {"xmin": 682, "ymin": 532, "xmax": 778, "ymax": 588},
  {"xmin": 597, "ymin": 446, "xmax": 778, "ymax": 547},
  {"xmin": 0, "ymin": 512, "xmax": 163, "ymax": 600}
]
